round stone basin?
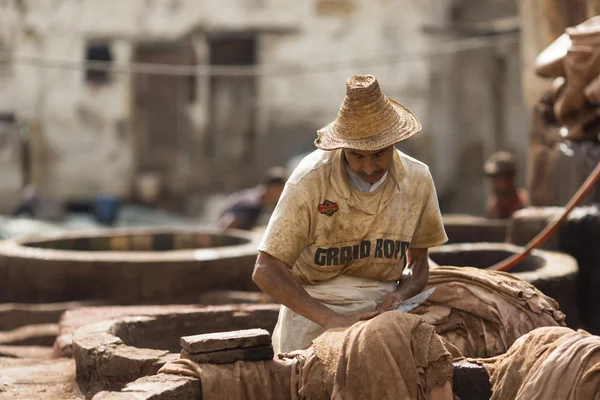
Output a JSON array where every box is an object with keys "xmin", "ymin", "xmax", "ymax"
[
  {"xmin": 430, "ymin": 244, "xmax": 542, "ymax": 273},
  {"xmin": 23, "ymin": 232, "xmax": 248, "ymax": 252},
  {"xmin": 72, "ymin": 304, "xmax": 280, "ymax": 395},
  {"xmin": 429, "ymin": 242, "xmax": 580, "ymax": 327},
  {"xmin": 112, "ymin": 307, "xmax": 278, "ymax": 353},
  {"xmin": 442, "ymin": 214, "xmax": 508, "ymax": 244},
  {"xmin": 0, "ymin": 228, "xmax": 260, "ymax": 304}
]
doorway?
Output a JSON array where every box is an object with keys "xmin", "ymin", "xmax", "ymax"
[
  {"xmin": 132, "ymin": 41, "xmax": 196, "ymax": 201},
  {"xmin": 206, "ymin": 35, "xmax": 257, "ymax": 187}
]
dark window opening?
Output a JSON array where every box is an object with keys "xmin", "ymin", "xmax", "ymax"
[
  {"xmin": 85, "ymin": 43, "xmax": 113, "ymax": 84},
  {"xmin": 209, "ymin": 37, "xmax": 256, "ymax": 66}
]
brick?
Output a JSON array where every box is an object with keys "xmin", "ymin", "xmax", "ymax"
[
  {"xmin": 180, "ymin": 345, "xmax": 274, "ymax": 365},
  {"xmin": 180, "ymin": 328, "xmax": 271, "ymax": 354}
]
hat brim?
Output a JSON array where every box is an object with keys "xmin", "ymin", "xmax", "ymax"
[
  {"xmin": 314, "ymin": 98, "xmax": 422, "ymax": 151},
  {"xmin": 535, "ymin": 33, "xmax": 570, "ymax": 78}
]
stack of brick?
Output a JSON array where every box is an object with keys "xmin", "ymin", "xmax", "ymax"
[{"xmin": 180, "ymin": 328, "xmax": 274, "ymax": 364}]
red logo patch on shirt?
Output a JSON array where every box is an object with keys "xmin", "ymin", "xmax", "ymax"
[{"xmin": 318, "ymin": 200, "xmax": 339, "ymax": 217}]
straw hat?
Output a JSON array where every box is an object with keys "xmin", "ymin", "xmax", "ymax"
[{"xmin": 315, "ymin": 75, "xmax": 422, "ymax": 151}]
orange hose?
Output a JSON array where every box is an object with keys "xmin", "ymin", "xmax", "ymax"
[{"xmin": 489, "ymin": 161, "xmax": 600, "ymax": 272}]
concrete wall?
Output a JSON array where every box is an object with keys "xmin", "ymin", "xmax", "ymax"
[
  {"xmin": 0, "ymin": 119, "xmax": 23, "ymax": 212},
  {"xmin": 0, "ymin": 0, "xmax": 529, "ymax": 216}
]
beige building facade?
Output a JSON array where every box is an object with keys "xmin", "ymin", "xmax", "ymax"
[{"xmin": 0, "ymin": 0, "xmax": 527, "ymax": 216}]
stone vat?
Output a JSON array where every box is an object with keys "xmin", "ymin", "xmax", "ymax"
[{"xmin": 0, "ymin": 228, "xmax": 260, "ymax": 304}]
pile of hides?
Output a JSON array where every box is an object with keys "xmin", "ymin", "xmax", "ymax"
[
  {"xmin": 159, "ymin": 267, "xmax": 567, "ymax": 398},
  {"xmin": 411, "ymin": 266, "xmax": 566, "ymax": 357},
  {"xmin": 159, "ymin": 312, "xmax": 457, "ymax": 400},
  {"xmin": 474, "ymin": 326, "xmax": 600, "ymax": 399}
]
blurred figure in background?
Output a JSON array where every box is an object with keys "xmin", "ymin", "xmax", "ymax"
[
  {"xmin": 217, "ymin": 167, "xmax": 287, "ymax": 230},
  {"xmin": 11, "ymin": 184, "xmax": 41, "ymax": 218},
  {"xmin": 10, "ymin": 184, "xmax": 65, "ymax": 221},
  {"xmin": 484, "ymin": 151, "xmax": 529, "ymax": 219}
]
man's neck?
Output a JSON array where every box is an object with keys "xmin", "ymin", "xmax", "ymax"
[{"xmin": 344, "ymin": 163, "xmax": 388, "ymax": 193}]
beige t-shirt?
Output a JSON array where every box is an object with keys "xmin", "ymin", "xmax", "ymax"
[{"xmin": 258, "ymin": 148, "xmax": 448, "ymax": 285}]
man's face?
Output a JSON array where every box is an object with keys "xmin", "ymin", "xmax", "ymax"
[
  {"xmin": 343, "ymin": 146, "xmax": 394, "ymax": 184},
  {"xmin": 488, "ymin": 175, "xmax": 515, "ymax": 196}
]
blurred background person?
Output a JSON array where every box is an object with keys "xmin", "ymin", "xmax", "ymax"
[
  {"xmin": 217, "ymin": 166, "xmax": 287, "ymax": 230},
  {"xmin": 484, "ymin": 151, "xmax": 529, "ymax": 219},
  {"xmin": 11, "ymin": 184, "xmax": 41, "ymax": 218}
]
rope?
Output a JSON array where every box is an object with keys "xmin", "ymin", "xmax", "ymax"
[
  {"xmin": 0, "ymin": 33, "xmax": 520, "ymax": 77},
  {"xmin": 489, "ymin": 161, "xmax": 600, "ymax": 272}
]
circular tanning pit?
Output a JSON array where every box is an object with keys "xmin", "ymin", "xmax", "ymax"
[
  {"xmin": 442, "ymin": 214, "xmax": 508, "ymax": 244},
  {"xmin": 72, "ymin": 304, "xmax": 279, "ymax": 396},
  {"xmin": 429, "ymin": 243, "xmax": 580, "ymax": 327},
  {"xmin": 0, "ymin": 228, "xmax": 260, "ymax": 304},
  {"xmin": 22, "ymin": 231, "xmax": 248, "ymax": 252}
]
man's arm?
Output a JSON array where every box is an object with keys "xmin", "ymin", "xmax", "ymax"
[
  {"xmin": 253, "ymin": 252, "xmax": 376, "ymax": 329},
  {"xmin": 379, "ymin": 247, "xmax": 429, "ymax": 311}
]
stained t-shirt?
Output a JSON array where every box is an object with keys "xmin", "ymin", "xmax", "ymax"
[{"xmin": 258, "ymin": 149, "xmax": 448, "ymax": 285}]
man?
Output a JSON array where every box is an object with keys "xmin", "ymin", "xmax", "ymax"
[
  {"xmin": 484, "ymin": 151, "xmax": 529, "ymax": 219},
  {"xmin": 252, "ymin": 75, "xmax": 448, "ymax": 353},
  {"xmin": 217, "ymin": 167, "xmax": 287, "ymax": 230}
]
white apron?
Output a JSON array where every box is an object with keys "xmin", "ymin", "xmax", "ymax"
[{"xmin": 272, "ymin": 275, "xmax": 397, "ymax": 354}]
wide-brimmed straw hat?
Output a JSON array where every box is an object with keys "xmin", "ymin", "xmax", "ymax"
[{"xmin": 315, "ymin": 75, "xmax": 422, "ymax": 151}]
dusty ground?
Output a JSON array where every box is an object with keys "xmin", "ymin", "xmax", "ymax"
[{"xmin": 0, "ymin": 357, "xmax": 83, "ymax": 399}]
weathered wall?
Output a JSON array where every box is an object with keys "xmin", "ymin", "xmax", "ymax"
[
  {"xmin": 426, "ymin": 0, "xmax": 528, "ymax": 214},
  {"xmin": 256, "ymin": 0, "xmax": 443, "ymax": 172},
  {"xmin": 0, "ymin": 119, "xmax": 23, "ymax": 213},
  {"xmin": 0, "ymin": 0, "xmax": 529, "ymax": 216}
]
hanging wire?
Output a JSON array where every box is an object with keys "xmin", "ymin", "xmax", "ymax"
[{"xmin": 0, "ymin": 32, "xmax": 520, "ymax": 77}]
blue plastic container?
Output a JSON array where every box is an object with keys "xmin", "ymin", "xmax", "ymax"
[{"xmin": 93, "ymin": 195, "xmax": 120, "ymax": 225}]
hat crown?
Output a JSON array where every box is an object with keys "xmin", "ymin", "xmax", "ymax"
[
  {"xmin": 315, "ymin": 74, "xmax": 422, "ymax": 151},
  {"xmin": 335, "ymin": 75, "xmax": 400, "ymax": 140},
  {"xmin": 346, "ymin": 74, "xmax": 378, "ymax": 91}
]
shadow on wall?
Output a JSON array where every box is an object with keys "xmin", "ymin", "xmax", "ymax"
[
  {"xmin": 256, "ymin": 123, "xmax": 321, "ymax": 174},
  {"xmin": 437, "ymin": 140, "xmax": 488, "ymax": 216}
]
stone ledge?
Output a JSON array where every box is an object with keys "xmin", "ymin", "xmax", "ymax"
[
  {"xmin": 72, "ymin": 304, "xmax": 280, "ymax": 397},
  {"xmin": 0, "ymin": 344, "xmax": 56, "ymax": 359},
  {"xmin": 55, "ymin": 305, "xmax": 205, "ymax": 358},
  {"xmin": 0, "ymin": 301, "xmax": 96, "ymax": 331},
  {"xmin": 92, "ymin": 374, "xmax": 201, "ymax": 400},
  {"xmin": 0, "ymin": 323, "xmax": 59, "ymax": 346}
]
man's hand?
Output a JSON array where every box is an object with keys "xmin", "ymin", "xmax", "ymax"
[
  {"xmin": 378, "ymin": 247, "xmax": 430, "ymax": 312},
  {"xmin": 378, "ymin": 292, "xmax": 406, "ymax": 312}
]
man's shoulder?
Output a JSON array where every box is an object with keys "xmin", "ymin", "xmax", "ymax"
[
  {"xmin": 287, "ymin": 149, "xmax": 334, "ymax": 187},
  {"xmin": 395, "ymin": 149, "xmax": 431, "ymax": 178}
]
